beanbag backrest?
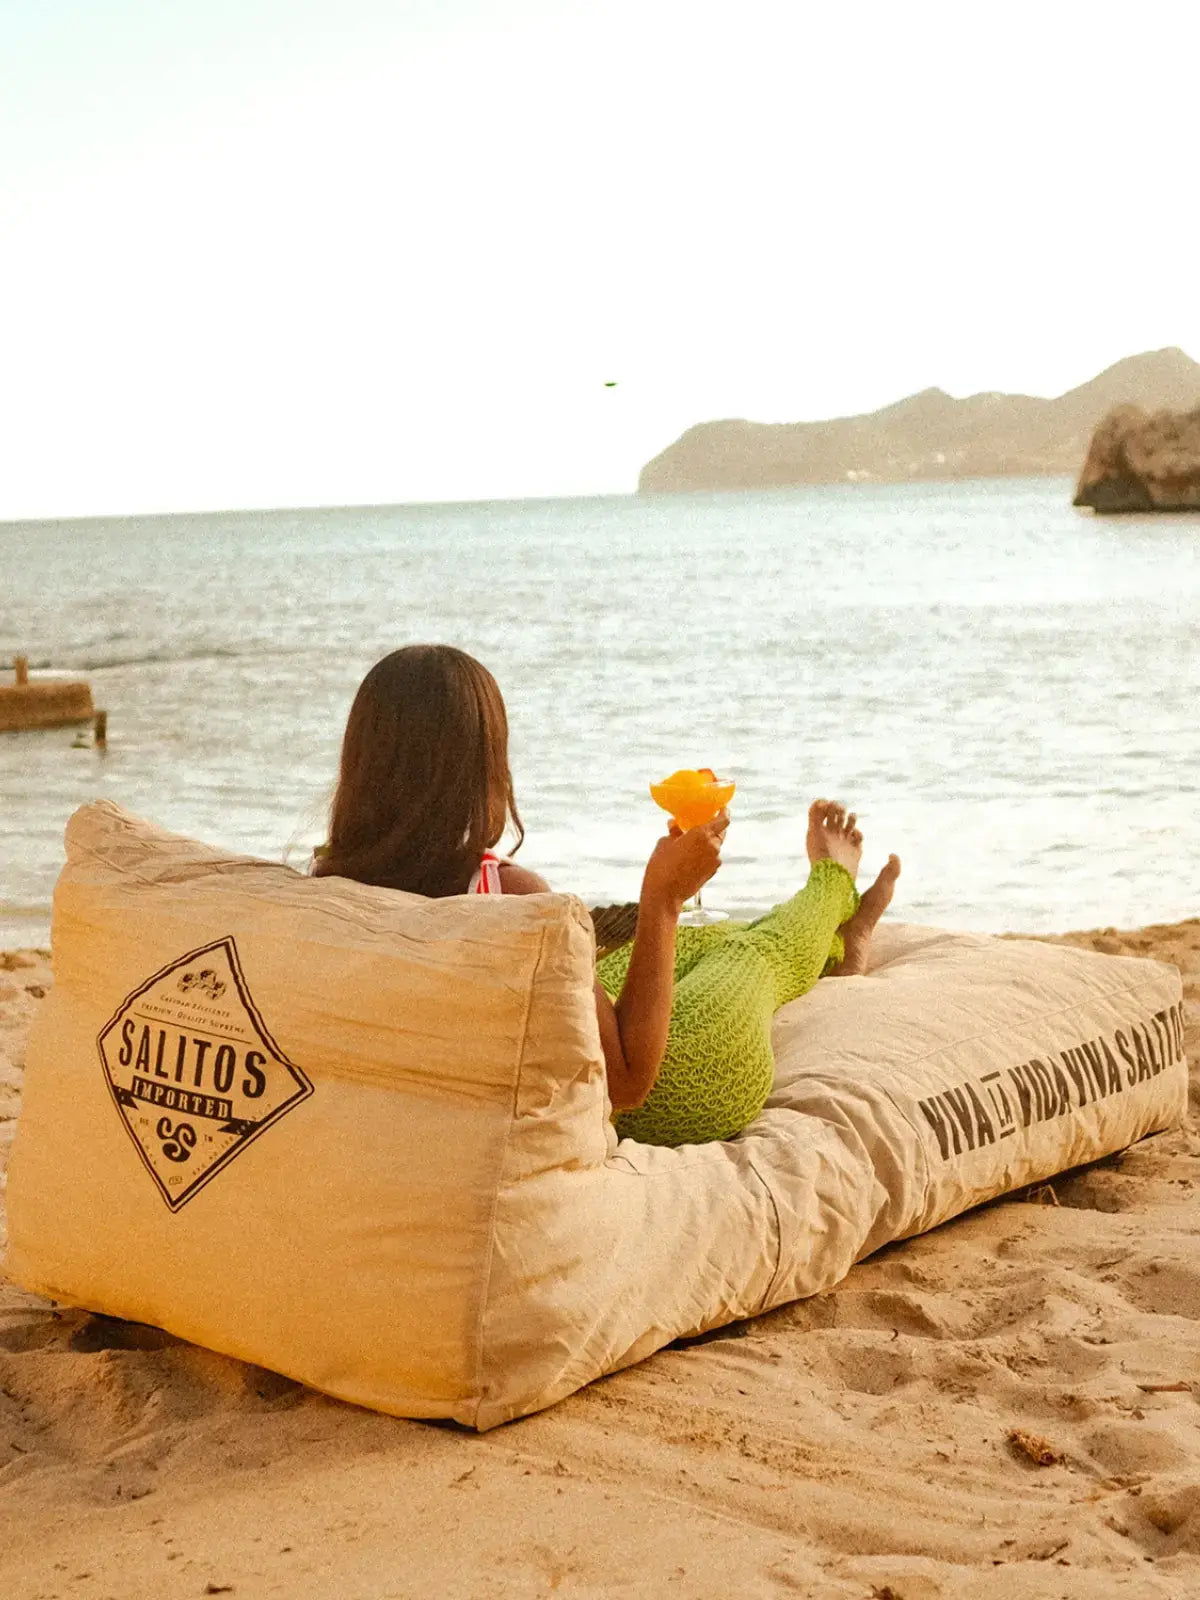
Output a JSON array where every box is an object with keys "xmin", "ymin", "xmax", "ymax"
[
  {"xmin": 7, "ymin": 802, "xmax": 605, "ymax": 1422},
  {"xmin": 5, "ymin": 803, "xmax": 1187, "ymax": 1429}
]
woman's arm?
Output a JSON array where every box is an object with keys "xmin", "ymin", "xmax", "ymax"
[
  {"xmin": 596, "ymin": 816, "xmax": 727, "ymax": 1109},
  {"xmin": 594, "ymin": 894, "xmax": 678, "ymax": 1110},
  {"xmin": 498, "ymin": 819, "xmax": 727, "ymax": 1111},
  {"xmin": 498, "ymin": 864, "xmax": 646, "ymax": 1102}
]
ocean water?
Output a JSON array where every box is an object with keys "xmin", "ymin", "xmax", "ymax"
[{"xmin": 1, "ymin": 478, "xmax": 1198, "ymax": 949}]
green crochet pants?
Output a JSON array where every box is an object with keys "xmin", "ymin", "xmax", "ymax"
[{"xmin": 595, "ymin": 859, "xmax": 859, "ymax": 1148}]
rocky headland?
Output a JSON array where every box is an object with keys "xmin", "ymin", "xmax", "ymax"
[
  {"xmin": 638, "ymin": 347, "xmax": 1200, "ymax": 494},
  {"xmin": 1074, "ymin": 404, "xmax": 1200, "ymax": 513}
]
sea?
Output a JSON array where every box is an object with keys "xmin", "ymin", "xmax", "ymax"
[{"xmin": 1, "ymin": 478, "xmax": 1198, "ymax": 950}]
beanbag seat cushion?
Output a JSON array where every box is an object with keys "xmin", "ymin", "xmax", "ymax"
[{"xmin": 4, "ymin": 802, "xmax": 1187, "ymax": 1429}]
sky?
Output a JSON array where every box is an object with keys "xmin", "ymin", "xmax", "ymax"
[{"xmin": 1, "ymin": 0, "xmax": 1195, "ymax": 520}]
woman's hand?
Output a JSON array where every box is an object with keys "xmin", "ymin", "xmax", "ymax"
[{"xmin": 641, "ymin": 810, "xmax": 729, "ymax": 914}]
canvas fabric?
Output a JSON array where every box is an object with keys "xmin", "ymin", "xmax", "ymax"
[{"xmin": 4, "ymin": 802, "xmax": 1187, "ymax": 1429}]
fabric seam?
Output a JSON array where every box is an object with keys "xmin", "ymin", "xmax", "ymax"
[
  {"xmin": 746, "ymin": 1153, "xmax": 786, "ymax": 1310},
  {"xmin": 469, "ymin": 919, "xmax": 549, "ymax": 1429}
]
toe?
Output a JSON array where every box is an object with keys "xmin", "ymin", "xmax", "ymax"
[
  {"xmin": 827, "ymin": 802, "xmax": 845, "ymax": 830},
  {"xmin": 860, "ymin": 858, "xmax": 900, "ymax": 914},
  {"xmin": 850, "ymin": 828, "xmax": 863, "ymax": 846}
]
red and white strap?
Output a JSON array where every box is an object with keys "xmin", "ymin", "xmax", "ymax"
[{"xmin": 469, "ymin": 851, "xmax": 504, "ymax": 895}]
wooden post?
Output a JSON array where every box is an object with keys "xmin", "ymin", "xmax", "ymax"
[
  {"xmin": 14, "ymin": 655, "xmax": 29, "ymax": 686},
  {"xmin": 94, "ymin": 709, "xmax": 108, "ymax": 749}
]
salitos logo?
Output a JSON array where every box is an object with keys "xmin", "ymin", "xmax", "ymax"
[{"xmin": 97, "ymin": 937, "xmax": 313, "ymax": 1211}]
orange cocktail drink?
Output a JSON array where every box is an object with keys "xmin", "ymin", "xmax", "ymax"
[
  {"xmin": 649, "ymin": 768, "xmax": 736, "ymax": 924},
  {"xmin": 649, "ymin": 768, "xmax": 736, "ymax": 831}
]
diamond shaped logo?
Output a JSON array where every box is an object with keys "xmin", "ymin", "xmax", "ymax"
[{"xmin": 97, "ymin": 936, "xmax": 312, "ymax": 1211}]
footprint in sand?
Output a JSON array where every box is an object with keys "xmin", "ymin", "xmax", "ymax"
[{"xmin": 1119, "ymin": 1257, "xmax": 1200, "ymax": 1320}]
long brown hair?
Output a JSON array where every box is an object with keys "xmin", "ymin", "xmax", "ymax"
[{"xmin": 314, "ymin": 645, "xmax": 523, "ymax": 897}]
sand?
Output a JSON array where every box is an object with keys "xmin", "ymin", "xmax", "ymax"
[{"xmin": 1, "ymin": 922, "xmax": 1198, "ymax": 1600}]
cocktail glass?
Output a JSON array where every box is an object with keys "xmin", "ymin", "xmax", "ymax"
[{"xmin": 649, "ymin": 768, "xmax": 736, "ymax": 926}]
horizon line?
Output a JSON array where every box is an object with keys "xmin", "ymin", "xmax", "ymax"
[
  {"xmin": 0, "ymin": 472, "xmax": 1087, "ymax": 532},
  {"xmin": 0, "ymin": 485, "xmax": 645, "ymax": 532}
]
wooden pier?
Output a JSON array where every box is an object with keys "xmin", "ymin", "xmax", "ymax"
[{"xmin": 0, "ymin": 656, "xmax": 96, "ymax": 733}]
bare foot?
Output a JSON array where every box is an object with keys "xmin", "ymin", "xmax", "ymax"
[
  {"xmin": 806, "ymin": 799, "xmax": 863, "ymax": 880},
  {"xmin": 832, "ymin": 854, "xmax": 902, "ymax": 976}
]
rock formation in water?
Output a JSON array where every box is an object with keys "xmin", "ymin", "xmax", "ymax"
[
  {"xmin": 638, "ymin": 348, "xmax": 1200, "ymax": 493},
  {"xmin": 1073, "ymin": 404, "xmax": 1200, "ymax": 512}
]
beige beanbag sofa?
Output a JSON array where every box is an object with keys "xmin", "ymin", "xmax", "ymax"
[{"xmin": 5, "ymin": 802, "xmax": 1188, "ymax": 1429}]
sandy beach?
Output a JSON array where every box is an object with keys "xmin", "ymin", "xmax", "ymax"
[{"xmin": 1, "ymin": 921, "xmax": 1198, "ymax": 1600}]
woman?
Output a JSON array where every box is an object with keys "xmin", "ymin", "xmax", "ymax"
[{"xmin": 314, "ymin": 644, "xmax": 900, "ymax": 1146}]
